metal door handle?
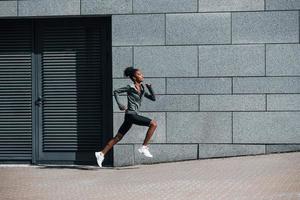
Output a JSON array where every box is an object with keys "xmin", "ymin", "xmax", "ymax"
[{"xmin": 35, "ymin": 96, "xmax": 43, "ymax": 106}]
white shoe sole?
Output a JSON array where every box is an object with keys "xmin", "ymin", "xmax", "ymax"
[
  {"xmin": 95, "ymin": 152, "xmax": 104, "ymax": 167},
  {"xmin": 138, "ymin": 148, "xmax": 153, "ymax": 158}
]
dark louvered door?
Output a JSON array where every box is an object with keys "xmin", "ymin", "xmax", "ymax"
[
  {"xmin": 0, "ymin": 20, "xmax": 33, "ymax": 161},
  {"xmin": 36, "ymin": 18, "xmax": 112, "ymax": 164}
]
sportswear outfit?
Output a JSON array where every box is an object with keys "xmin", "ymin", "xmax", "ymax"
[
  {"xmin": 95, "ymin": 83, "xmax": 155, "ymax": 167},
  {"xmin": 114, "ymin": 83, "xmax": 156, "ymax": 136}
]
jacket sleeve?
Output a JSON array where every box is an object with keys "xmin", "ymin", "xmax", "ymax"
[
  {"xmin": 144, "ymin": 84, "xmax": 156, "ymax": 101},
  {"xmin": 113, "ymin": 85, "xmax": 130, "ymax": 109}
]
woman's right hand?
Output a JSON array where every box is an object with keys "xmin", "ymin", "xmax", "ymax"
[{"xmin": 119, "ymin": 104, "xmax": 127, "ymax": 111}]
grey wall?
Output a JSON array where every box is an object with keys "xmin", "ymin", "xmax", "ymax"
[{"xmin": 1, "ymin": 0, "xmax": 299, "ymax": 167}]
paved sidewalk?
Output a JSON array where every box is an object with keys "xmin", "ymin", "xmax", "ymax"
[{"xmin": 0, "ymin": 152, "xmax": 299, "ymax": 200}]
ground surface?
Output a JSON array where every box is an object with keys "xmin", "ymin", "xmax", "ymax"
[{"xmin": 0, "ymin": 152, "xmax": 299, "ymax": 200}]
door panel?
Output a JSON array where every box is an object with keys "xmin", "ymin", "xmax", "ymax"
[{"xmin": 0, "ymin": 20, "xmax": 33, "ymax": 161}]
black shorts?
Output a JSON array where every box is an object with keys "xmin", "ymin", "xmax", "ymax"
[{"xmin": 117, "ymin": 112, "xmax": 152, "ymax": 136}]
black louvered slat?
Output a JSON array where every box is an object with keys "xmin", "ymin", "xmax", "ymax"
[
  {"xmin": 41, "ymin": 22, "xmax": 104, "ymax": 152},
  {"xmin": 0, "ymin": 21, "xmax": 32, "ymax": 160}
]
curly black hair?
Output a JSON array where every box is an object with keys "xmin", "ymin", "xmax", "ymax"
[{"xmin": 124, "ymin": 67, "xmax": 139, "ymax": 81}]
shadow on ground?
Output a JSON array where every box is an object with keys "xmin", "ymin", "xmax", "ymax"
[{"xmin": 36, "ymin": 165, "xmax": 140, "ymax": 171}]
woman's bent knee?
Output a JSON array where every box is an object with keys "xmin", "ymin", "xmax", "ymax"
[
  {"xmin": 114, "ymin": 133, "xmax": 124, "ymax": 142},
  {"xmin": 150, "ymin": 120, "xmax": 157, "ymax": 128}
]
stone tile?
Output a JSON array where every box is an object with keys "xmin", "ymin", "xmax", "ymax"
[
  {"xmin": 233, "ymin": 112, "xmax": 300, "ymax": 143},
  {"xmin": 18, "ymin": 0, "xmax": 80, "ymax": 16},
  {"xmin": 0, "ymin": 1, "xmax": 17, "ymax": 16},
  {"xmin": 167, "ymin": 78, "xmax": 231, "ymax": 94},
  {"xmin": 167, "ymin": 112, "xmax": 232, "ymax": 143},
  {"xmin": 266, "ymin": 145, "xmax": 300, "ymax": 153},
  {"xmin": 112, "ymin": 47, "xmax": 133, "ymax": 78},
  {"xmin": 232, "ymin": 11, "xmax": 299, "ymax": 43},
  {"xmin": 134, "ymin": 144, "xmax": 198, "ymax": 164},
  {"xmin": 200, "ymin": 95, "xmax": 265, "ymax": 111},
  {"xmin": 113, "ymin": 112, "xmax": 166, "ymax": 144},
  {"xmin": 198, "ymin": 0, "xmax": 264, "ymax": 12},
  {"xmin": 267, "ymin": 94, "xmax": 300, "ymax": 111},
  {"xmin": 112, "ymin": 14, "xmax": 165, "ymax": 46},
  {"xmin": 133, "ymin": 0, "xmax": 197, "ymax": 13},
  {"xmin": 199, "ymin": 45, "xmax": 265, "ymax": 76},
  {"xmin": 233, "ymin": 77, "xmax": 300, "ymax": 94},
  {"xmin": 266, "ymin": 44, "xmax": 300, "ymax": 76},
  {"xmin": 166, "ymin": 13, "xmax": 231, "ymax": 45},
  {"xmin": 81, "ymin": 0, "xmax": 132, "ymax": 14},
  {"xmin": 134, "ymin": 46, "xmax": 198, "ymax": 77},
  {"xmin": 198, "ymin": 144, "xmax": 265, "ymax": 158},
  {"xmin": 113, "ymin": 144, "xmax": 134, "ymax": 167},
  {"xmin": 266, "ymin": 0, "xmax": 300, "ymax": 10}
]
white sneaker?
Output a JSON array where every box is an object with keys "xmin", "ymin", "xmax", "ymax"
[
  {"xmin": 138, "ymin": 145, "xmax": 153, "ymax": 158},
  {"xmin": 95, "ymin": 151, "xmax": 104, "ymax": 167}
]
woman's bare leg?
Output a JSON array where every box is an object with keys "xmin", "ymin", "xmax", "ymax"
[
  {"xmin": 143, "ymin": 120, "xmax": 157, "ymax": 146},
  {"xmin": 100, "ymin": 132, "xmax": 124, "ymax": 155}
]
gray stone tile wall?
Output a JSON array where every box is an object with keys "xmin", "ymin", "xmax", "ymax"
[
  {"xmin": 0, "ymin": 0, "xmax": 299, "ymax": 166},
  {"xmin": 0, "ymin": 1, "xmax": 17, "ymax": 16},
  {"xmin": 267, "ymin": 94, "xmax": 300, "ymax": 111},
  {"xmin": 266, "ymin": 44, "xmax": 300, "ymax": 76},
  {"xmin": 266, "ymin": 145, "xmax": 300, "ymax": 153},
  {"xmin": 233, "ymin": 112, "xmax": 300, "ymax": 143},
  {"xmin": 232, "ymin": 11, "xmax": 299, "ymax": 43},
  {"xmin": 166, "ymin": 13, "xmax": 231, "ymax": 45},
  {"xmin": 198, "ymin": 0, "xmax": 264, "ymax": 12},
  {"xmin": 200, "ymin": 95, "xmax": 265, "ymax": 111},
  {"xmin": 198, "ymin": 144, "xmax": 265, "ymax": 158},
  {"xmin": 233, "ymin": 77, "xmax": 300, "ymax": 94},
  {"xmin": 112, "ymin": 14, "xmax": 165, "ymax": 46},
  {"xmin": 18, "ymin": 0, "xmax": 80, "ymax": 16},
  {"xmin": 134, "ymin": 46, "xmax": 198, "ymax": 77},
  {"xmin": 81, "ymin": 0, "xmax": 132, "ymax": 15},
  {"xmin": 167, "ymin": 78, "xmax": 232, "ymax": 94},
  {"xmin": 199, "ymin": 45, "xmax": 265, "ymax": 76},
  {"xmin": 113, "ymin": 144, "xmax": 134, "ymax": 167},
  {"xmin": 133, "ymin": 0, "xmax": 197, "ymax": 13},
  {"xmin": 167, "ymin": 112, "xmax": 232, "ymax": 143},
  {"xmin": 112, "ymin": 47, "xmax": 133, "ymax": 78},
  {"xmin": 266, "ymin": 0, "xmax": 300, "ymax": 10}
]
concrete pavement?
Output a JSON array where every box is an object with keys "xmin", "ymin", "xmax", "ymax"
[{"xmin": 0, "ymin": 152, "xmax": 299, "ymax": 200}]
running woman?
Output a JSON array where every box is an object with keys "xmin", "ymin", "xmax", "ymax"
[{"xmin": 95, "ymin": 67, "xmax": 157, "ymax": 167}]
